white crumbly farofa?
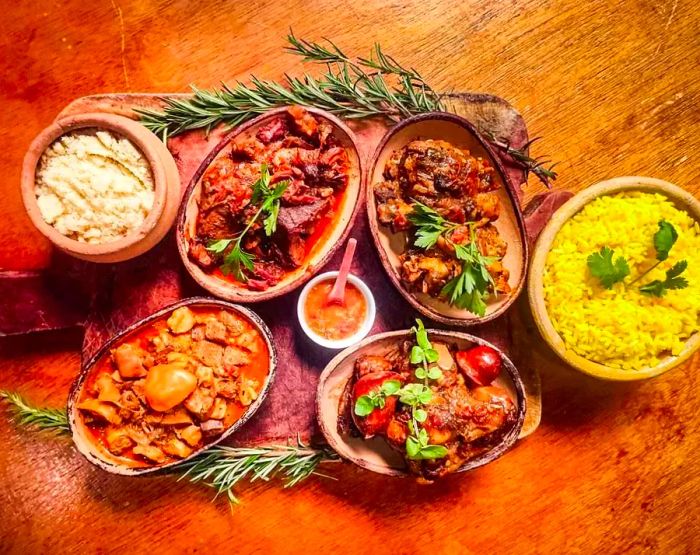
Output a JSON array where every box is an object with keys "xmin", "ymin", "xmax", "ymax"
[{"xmin": 35, "ymin": 129, "xmax": 155, "ymax": 244}]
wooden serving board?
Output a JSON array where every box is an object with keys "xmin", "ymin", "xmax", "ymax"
[{"xmin": 3, "ymin": 92, "xmax": 573, "ymax": 449}]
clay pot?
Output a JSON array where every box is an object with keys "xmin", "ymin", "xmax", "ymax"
[
  {"xmin": 21, "ymin": 113, "xmax": 181, "ymax": 263},
  {"xmin": 68, "ymin": 297, "xmax": 277, "ymax": 476},
  {"xmin": 316, "ymin": 329, "xmax": 526, "ymax": 476}
]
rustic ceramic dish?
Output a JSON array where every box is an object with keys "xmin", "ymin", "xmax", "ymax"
[
  {"xmin": 367, "ymin": 112, "xmax": 528, "ymax": 326},
  {"xmin": 528, "ymin": 176, "xmax": 700, "ymax": 381},
  {"xmin": 177, "ymin": 106, "xmax": 364, "ymax": 302},
  {"xmin": 297, "ymin": 271, "xmax": 376, "ymax": 350},
  {"xmin": 316, "ymin": 329, "xmax": 526, "ymax": 476},
  {"xmin": 21, "ymin": 113, "xmax": 181, "ymax": 263},
  {"xmin": 68, "ymin": 297, "xmax": 277, "ymax": 476}
]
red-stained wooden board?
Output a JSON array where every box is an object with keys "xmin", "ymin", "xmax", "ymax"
[{"xmin": 1, "ymin": 92, "xmax": 573, "ymax": 450}]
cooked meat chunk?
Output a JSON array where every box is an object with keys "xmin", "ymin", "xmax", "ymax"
[
  {"xmin": 184, "ymin": 387, "xmax": 215, "ymax": 418},
  {"xmin": 112, "ymin": 344, "xmax": 146, "ymax": 379},
  {"xmin": 193, "ymin": 340, "xmax": 225, "ymax": 368},
  {"xmin": 204, "ymin": 318, "xmax": 228, "ymax": 344},
  {"xmin": 77, "ymin": 399, "xmax": 122, "ymax": 425},
  {"xmin": 179, "ymin": 425, "xmax": 203, "ymax": 447},
  {"xmin": 355, "ymin": 355, "xmax": 395, "ymax": 377},
  {"xmin": 133, "ymin": 444, "xmax": 167, "ymax": 464},
  {"xmin": 224, "ymin": 346, "xmax": 251, "ymax": 369},
  {"xmin": 161, "ymin": 438, "xmax": 193, "ymax": 459},
  {"xmin": 105, "ymin": 427, "xmax": 133, "ymax": 455},
  {"xmin": 189, "ymin": 107, "xmax": 350, "ymax": 289}
]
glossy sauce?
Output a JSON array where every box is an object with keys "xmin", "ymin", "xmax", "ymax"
[
  {"xmin": 304, "ymin": 280, "xmax": 367, "ymax": 340},
  {"xmin": 79, "ymin": 306, "xmax": 270, "ymax": 467}
]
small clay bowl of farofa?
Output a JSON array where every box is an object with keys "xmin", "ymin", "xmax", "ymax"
[
  {"xmin": 529, "ymin": 177, "xmax": 700, "ymax": 381},
  {"xmin": 21, "ymin": 113, "xmax": 180, "ymax": 263}
]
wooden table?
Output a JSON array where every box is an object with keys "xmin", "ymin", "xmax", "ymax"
[{"xmin": 1, "ymin": 1, "xmax": 698, "ymax": 553}]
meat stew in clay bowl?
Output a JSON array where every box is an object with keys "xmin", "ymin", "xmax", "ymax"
[
  {"xmin": 316, "ymin": 325, "xmax": 526, "ymax": 481},
  {"xmin": 68, "ymin": 298, "xmax": 276, "ymax": 475},
  {"xmin": 177, "ymin": 106, "xmax": 363, "ymax": 302},
  {"xmin": 368, "ymin": 112, "xmax": 528, "ymax": 326}
]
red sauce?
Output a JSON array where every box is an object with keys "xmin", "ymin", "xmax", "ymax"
[{"xmin": 304, "ymin": 280, "xmax": 367, "ymax": 340}]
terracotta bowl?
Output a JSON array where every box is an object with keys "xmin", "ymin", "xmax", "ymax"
[
  {"xmin": 21, "ymin": 113, "xmax": 181, "ymax": 263},
  {"xmin": 177, "ymin": 106, "xmax": 364, "ymax": 302},
  {"xmin": 67, "ymin": 297, "xmax": 277, "ymax": 476},
  {"xmin": 367, "ymin": 112, "xmax": 528, "ymax": 327},
  {"xmin": 528, "ymin": 176, "xmax": 700, "ymax": 381},
  {"xmin": 316, "ymin": 329, "xmax": 526, "ymax": 476}
]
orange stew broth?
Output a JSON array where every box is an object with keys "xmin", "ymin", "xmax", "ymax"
[
  {"xmin": 80, "ymin": 307, "xmax": 269, "ymax": 465},
  {"xmin": 212, "ymin": 185, "xmax": 347, "ymax": 286},
  {"xmin": 304, "ymin": 280, "xmax": 367, "ymax": 340}
]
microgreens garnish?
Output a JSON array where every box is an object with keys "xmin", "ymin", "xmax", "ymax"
[
  {"xmin": 408, "ymin": 202, "xmax": 497, "ymax": 316},
  {"xmin": 354, "ymin": 380, "xmax": 401, "ymax": 417},
  {"xmin": 588, "ymin": 220, "xmax": 689, "ymax": 294},
  {"xmin": 352, "ymin": 320, "xmax": 447, "ymax": 461},
  {"xmin": 207, "ymin": 164, "xmax": 288, "ymax": 282}
]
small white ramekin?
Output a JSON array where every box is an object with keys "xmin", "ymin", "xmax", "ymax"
[{"xmin": 297, "ymin": 271, "xmax": 376, "ymax": 349}]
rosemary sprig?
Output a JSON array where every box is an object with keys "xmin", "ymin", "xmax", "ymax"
[
  {"xmin": 0, "ymin": 390, "xmax": 70, "ymax": 433},
  {"xmin": 486, "ymin": 133, "xmax": 558, "ymax": 188},
  {"xmin": 177, "ymin": 439, "xmax": 339, "ymax": 504},
  {"xmin": 136, "ymin": 32, "xmax": 443, "ymax": 141},
  {"xmin": 1, "ymin": 390, "xmax": 339, "ymax": 504}
]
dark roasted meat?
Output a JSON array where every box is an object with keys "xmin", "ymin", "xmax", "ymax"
[
  {"xmin": 374, "ymin": 138, "xmax": 511, "ymax": 302},
  {"xmin": 342, "ymin": 340, "xmax": 516, "ymax": 483},
  {"xmin": 189, "ymin": 107, "xmax": 350, "ymax": 289}
]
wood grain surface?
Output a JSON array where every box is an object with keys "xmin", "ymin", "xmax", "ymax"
[{"xmin": 1, "ymin": 1, "xmax": 698, "ymax": 553}]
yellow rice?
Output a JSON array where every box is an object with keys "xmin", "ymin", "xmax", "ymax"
[{"xmin": 543, "ymin": 191, "xmax": 700, "ymax": 370}]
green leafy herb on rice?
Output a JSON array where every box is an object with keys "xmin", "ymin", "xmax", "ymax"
[{"xmin": 587, "ymin": 219, "xmax": 689, "ymax": 294}]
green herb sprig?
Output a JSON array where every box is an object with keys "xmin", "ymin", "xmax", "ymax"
[
  {"xmin": 353, "ymin": 320, "xmax": 448, "ymax": 461},
  {"xmin": 408, "ymin": 202, "xmax": 496, "ymax": 316},
  {"xmin": 136, "ymin": 32, "xmax": 443, "ymax": 141},
  {"xmin": 639, "ymin": 260, "xmax": 688, "ymax": 297},
  {"xmin": 587, "ymin": 246, "xmax": 630, "ymax": 289},
  {"xmin": 0, "ymin": 390, "xmax": 70, "ymax": 433},
  {"xmin": 206, "ymin": 164, "xmax": 288, "ymax": 282},
  {"xmin": 587, "ymin": 220, "xmax": 689, "ymax": 295},
  {"xmin": 1, "ymin": 391, "xmax": 337, "ymax": 505},
  {"xmin": 486, "ymin": 133, "xmax": 558, "ymax": 188},
  {"xmin": 354, "ymin": 380, "xmax": 401, "ymax": 417},
  {"xmin": 176, "ymin": 438, "xmax": 339, "ymax": 504}
]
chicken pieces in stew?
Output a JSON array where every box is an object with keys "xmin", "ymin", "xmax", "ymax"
[
  {"xmin": 77, "ymin": 306, "xmax": 269, "ymax": 467},
  {"xmin": 342, "ymin": 336, "xmax": 517, "ymax": 483}
]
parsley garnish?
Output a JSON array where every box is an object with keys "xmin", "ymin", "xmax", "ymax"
[
  {"xmin": 587, "ymin": 220, "xmax": 689, "ymax": 295},
  {"xmin": 639, "ymin": 260, "xmax": 688, "ymax": 297},
  {"xmin": 653, "ymin": 220, "xmax": 678, "ymax": 261},
  {"xmin": 408, "ymin": 202, "xmax": 497, "ymax": 316},
  {"xmin": 206, "ymin": 164, "xmax": 288, "ymax": 282},
  {"xmin": 587, "ymin": 246, "xmax": 630, "ymax": 289}
]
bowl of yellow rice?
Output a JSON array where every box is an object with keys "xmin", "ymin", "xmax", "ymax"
[{"xmin": 529, "ymin": 176, "xmax": 700, "ymax": 380}]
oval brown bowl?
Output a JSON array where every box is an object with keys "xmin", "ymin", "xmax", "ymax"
[
  {"xmin": 176, "ymin": 106, "xmax": 364, "ymax": 302},
  {"xmin": 316, "ymin": 329, "xmax": 526, "ymax": 477},
  {"xmin": 367, "ymin": 112, "xmax": 528, "ymax": 326},
  {"xmin": 67, "ymin": 297, "xmax": 277, "ymax": 476}
]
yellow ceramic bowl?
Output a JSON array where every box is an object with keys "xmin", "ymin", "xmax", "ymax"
[{"xmin": 528, "ymin": 176, "xmax": 700, "ymax": 381}]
